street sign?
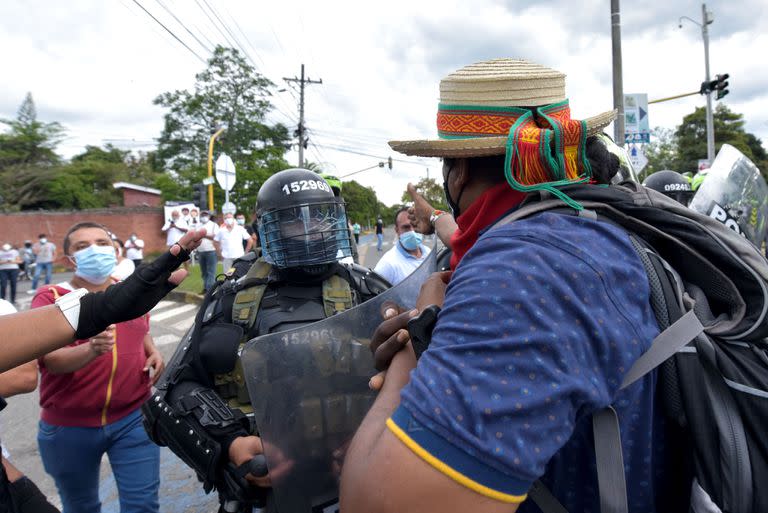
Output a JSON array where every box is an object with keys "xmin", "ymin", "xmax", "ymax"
[
  {"xmin": 624, "ymin": 93, "xmax": 650, "ymax": 144},
  {"xmin": 221, "ymin": 201, "xmax": 237, "ymax": 215},
  {"xmin": 215, "ymin": 153, "xmax": 236, "ymax": 191},
  {"xmin": 202, "ymin": 176, "xmax": 215, "ymax": 186},
  {"xmin": 629, "ymin": 145, "xmax": 649, "ymax": 173}
]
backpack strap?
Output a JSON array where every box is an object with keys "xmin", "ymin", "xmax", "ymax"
[
  {"xmin": 231, "ymin": 259, "xmax": 272, "ymax": 330},
  {"xmin": 322, "ymin": 274, "xmax": 354, "ymax": 317},
  {"xmin": 592, "ymin": 407, "xmax": 628, "ymax": 513}
]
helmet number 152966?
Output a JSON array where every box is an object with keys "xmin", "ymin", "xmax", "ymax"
[{"xmin": 282, "ymin": 180, "xmax": 330, "ymax": 195}]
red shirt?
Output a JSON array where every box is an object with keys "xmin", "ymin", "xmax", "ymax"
[{"xmin": 32, "ymin": 285, "xmax": 151, "ymax": 427}]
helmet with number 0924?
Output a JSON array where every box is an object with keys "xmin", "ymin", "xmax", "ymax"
[
  {"xmin": 256, "ymin": 168, "xmax": 352, "ymax": 268},
  {"xmin": 643, "ymin": 170, "xmax": 694, "ymax": 206}
]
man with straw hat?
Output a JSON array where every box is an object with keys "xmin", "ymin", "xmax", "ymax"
[{"xmin": 341, "ymin": 59, "xmax": 667, "ymax": 513}]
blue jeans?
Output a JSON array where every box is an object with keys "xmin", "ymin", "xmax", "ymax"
[
  {"xmin": 377, "ymin": 233, "xmax": 383, "ymax": 251},
  {"xmin": 0, "ymin": 268, "xmax": 18, "ymax": 303},
  {"xmin": 197, "ymin": 250, "xmax": 217, "ymax": 292},
  {"xmin": 32, "ymin": 261, "xmax": 53, "ymax": 289},
  {"xmin": 38, "ymin": 409, "xmax": 160, "ymax": 513}
]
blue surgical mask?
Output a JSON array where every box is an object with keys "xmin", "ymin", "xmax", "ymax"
[
  {"xmin": 399, "ymin": 231, "xmax": 423, "ymax": 251},
  {"xmin": 73, "ymin": 244, "xmax": 117, "ymax": 284}
]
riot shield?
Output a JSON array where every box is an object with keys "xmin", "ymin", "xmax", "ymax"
[
  {"xmin": 240, "ymin": 250, "xmax": 437, "ymax": 513},
  {"xmin": 689, "ymin": 144, "xmax": 768, "ymax": 249}
]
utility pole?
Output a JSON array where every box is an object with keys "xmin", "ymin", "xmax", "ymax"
[
  {"xmin": 680, "ymin": 4, "xmax": 715, "ymax": 164},
  {"xmin": 284, "ymin": 64, "xmax": 322, "ymax": 168},
  {"xmin": 611, "ymin": 0, "xmax": 625, "ymax": 146}
]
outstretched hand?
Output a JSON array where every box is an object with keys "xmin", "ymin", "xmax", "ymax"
[
  {"xmin": 406, "ymin": 183, "xmax": 436, "ymax": 235},
  {"xmin": 75, "ymin": 229, "xmax": 207, "ymax": 340}
]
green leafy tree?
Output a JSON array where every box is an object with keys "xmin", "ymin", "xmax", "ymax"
[
  {"xmin": 0, "ymin": 93, "xmax": 64, "ymax": 169},
  {"xmin": 641, "ymin": 127, "xmax": 678, "ymax": 181},
  {"xmin": 341, "ymin": 180, "xmax": 380, "ymax": 229},
  {"xmin": 154, "ymin": 46, "xmax": 291, "ymax": 213},
  {"xmin": 0, "ymin": 93, "xmax": 66, "ymax": 210},
  {"xmin": 675, "ymin": 104, "xmax": 768, "ymax": 178},
  {"xmin": 400, "ymin": 177, "xmax": 448, "ymax": 211}
]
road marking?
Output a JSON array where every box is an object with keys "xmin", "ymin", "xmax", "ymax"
[
  {"xmin": 151, "ymin": 300, "xmax": 175, "ymax": 312},
  {"xmin": 150, "ymin": 303, "xmax": 197, "ymax": 322},
  {"xmin": 154, "ymin": 334, "xmax": 180, "ymax": 347},
  {"xmin": 171, "ymin": 316, "xmax": 196, "ymax": 332}
]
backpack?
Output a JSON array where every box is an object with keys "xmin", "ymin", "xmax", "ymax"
[{"xmin": 491, "ymin": 182, "xmax": 768, "ymax": 513}]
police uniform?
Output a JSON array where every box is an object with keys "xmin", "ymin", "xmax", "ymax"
[{"xmin": 142, "ymin": 169, "xmax": 389, "ymax": 513}]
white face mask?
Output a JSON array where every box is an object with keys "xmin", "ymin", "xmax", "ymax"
[
  {"xmin": 225, "ymin": 218, "xmax": 235, "ymax": 226},
  {"xmin": 40, "ymin": 238, "xmax": 47, "ymax": 244},
  {"xmin": 2, "ymin": 244, "xmax": 10, "ymax": 251},
  {"xmin": 200, "ymin": 216, "xmax": 210, "ymax": 223}
]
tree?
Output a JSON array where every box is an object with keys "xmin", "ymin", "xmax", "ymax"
[
  {"xmin": 0, "ymin": 93, "xmax": 65, "ymax": 210},
  {"xmin": 400, "ymin": 177, "xmax": 448, "ymax": 211},
  {"xmin": 675, "ymin": 104, "xmax": 768, "ymax": 178},
  {"xmin": 342, "ymin": 180, "xmax": 380, "ymax": 229},
  {"xmin": 641, "ymin": 127, "xmax": 678, "ymax": 181},
  {"xmin": 0, "ymin": 93, "xmax": 64, "ymax": 169},
  {"xmin": 153, "ymin": 46, "xmax": 291, "ymax": 213}
]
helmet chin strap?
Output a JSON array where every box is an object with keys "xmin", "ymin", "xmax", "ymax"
[{"xmin": 278, "ymin": 263, "xmax": 335, "ymax": 282}]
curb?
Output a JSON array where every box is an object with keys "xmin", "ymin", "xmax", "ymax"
[{"xmin": 167, "ymin": 289, "xmax": 204, "ymax": 305}]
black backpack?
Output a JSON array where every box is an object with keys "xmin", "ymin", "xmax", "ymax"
[{"xmin": 492, "ymin": 182, "xmax": 768, "ymax": 513}]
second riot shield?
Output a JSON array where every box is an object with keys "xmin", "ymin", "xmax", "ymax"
[
  {"xmin": 240, "ymin": 250, "xmax": 437, "ymax": 513},
  {"xmin": 689, "ymin": 143, "xmax": 768, "ymax": 249}
]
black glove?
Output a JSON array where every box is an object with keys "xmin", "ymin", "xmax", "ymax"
[{"xmin": 75, "ymin": 246, "xmax": 191, "ymax": 339}]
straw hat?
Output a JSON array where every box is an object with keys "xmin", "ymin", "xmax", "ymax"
[{"xmin": 389, "ymin": 58, "xmax": 616, "ymax": 158}]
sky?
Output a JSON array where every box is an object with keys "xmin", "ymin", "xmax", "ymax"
[{"xmin": 1, "ymin": 0, "xmax": 766, "ymax": 206}]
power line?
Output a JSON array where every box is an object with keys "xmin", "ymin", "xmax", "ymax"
[
  {"xmin": 216, "ymin": 0, "xmax": 267, "ymax": 69},
  {"xmin": 313, "ymin": 142, "xmax": 432, "ymax": 167},
  {"xmin": 154, "ymin": 0, "xmax": 213, "ymax": 55},
  {"xmin": 193, "ymin": 0, "xmax": 239, "ymax": 51},
  {"xmin": 130, "ymin": 0, "xmax": 206, "ymax": 64}
]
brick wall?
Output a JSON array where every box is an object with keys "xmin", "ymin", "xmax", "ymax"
[
  {"xmin": 122, "ymin": 188, "xmax": 161, "ymax": 207},
  {"xmin": 0, "ymin": 208, "xmax": 168, "ymax": 264}
]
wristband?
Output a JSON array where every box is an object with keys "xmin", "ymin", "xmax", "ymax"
[
  {"xmin": 54, "ymin": 288, "xmax": 89, "ymax": 333},
  {"xmin": 429, "ymin": 210, "xmax": 449, "ymax": 227}
]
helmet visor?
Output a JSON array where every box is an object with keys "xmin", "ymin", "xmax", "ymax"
[{"xmin": 259, "ymin": 202, "xmax": 352, "ymax": 267}]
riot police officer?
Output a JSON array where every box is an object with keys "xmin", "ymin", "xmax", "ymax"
[
  {"xmin": 142, "ymin": 169, "xmax": 389, "ymax": 512},
  {"xmin": 642, "ymin": 169, "xmax": 694, "ymax": 206}
]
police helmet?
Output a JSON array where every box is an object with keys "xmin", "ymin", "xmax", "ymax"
[
  {"xmin": 643, "ymin": 170, "xmax": 694, "ymax": 206},
  {"xmin": 256, "ymin": 168, "xmax": 352, "ymax": 268},
  {"xmin": 320, "ymin": 174, "xmax": 343, "ymax": 197}
]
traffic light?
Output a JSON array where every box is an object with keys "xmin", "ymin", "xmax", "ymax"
[
  {"xmin": 699, "ymin": 73, "xmax": 729, "ymax": 100},
  {"xmin": 714, "ymin": 73, "xmax": 729, "ymax": 100},
  {"xmin": 193, "ymin": 183, "xmax": 208, "ymax": 210},
  {"xmin": 387, "ymin": 156, "xmax": 393, "ymax": 170}
]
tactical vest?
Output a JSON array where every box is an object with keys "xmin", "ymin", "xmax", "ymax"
[{"xmin": 214, "ymin": 259, "xmax": 356, "ymax": 414}]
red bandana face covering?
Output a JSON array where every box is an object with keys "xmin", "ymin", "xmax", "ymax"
[{"xmin": 449, "ymin": 182, "xmax": 525, "ymax": 269}]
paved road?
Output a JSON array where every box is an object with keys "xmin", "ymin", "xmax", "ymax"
[{"xmin": 2, "ymin": 229, "xmax": 399, "ymax": 512}]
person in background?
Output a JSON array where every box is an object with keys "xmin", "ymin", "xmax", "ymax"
[
  {"xmin": 197, "ymin": 211, "xmax": 219, "ymax": 294},
  {"xmin": 235, "ymin": 212, "xmax": 249, "ymax": 251},
  {"xmin": 32, "ymin": 221, "xmax": 164, "ymax": 513},
  {"xmin": 187, "ymin": 208, "xmax": 201, "ymax": 231},
  {"xmin": 373, "ymin": 208, "xmax": 431, "ymax": 285},
  {"xmin": 111, "ymin": 238, "xmax": 136, "ymax": 281},
  {"xmin": 0, "ymin": 244, "xmax": 21, "ymax": 305},
  {"xmin": 214, "ymin": 212, "xmax": 252, "ymax": 272},
  {"xmin": 161, "ymin": 210, "xmax": 188, "ymax": 248},
  {"xmin": 375, "ymin": 217, "xmax": 384, "ymax": 252},
  {"xmin": 29, "ymin": 234, "xmax": 56, "ymax": 294},
  {"xmin": 19, "ymin": 242, "xmax": 35, "ymax": 281},
  {"xmin": 124, "ymin": 233, "xmax": 145, "ymax": 268},
  {"xmin": 181, "ymin": 207, "xmax": 191, "ymax": 225},
  {"xmin": 352, "ymin": 221, "xmax": 361, "ymax": 244}
]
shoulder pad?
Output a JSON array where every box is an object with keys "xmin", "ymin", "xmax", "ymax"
[{"xmin": 342, "ymin": 263, "xmax": 391, "ymax": 298}]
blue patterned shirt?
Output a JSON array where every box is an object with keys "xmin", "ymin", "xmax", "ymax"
[{"xmin": 388, "ymin": 213, "xmax": 667, "ymax": 512}]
